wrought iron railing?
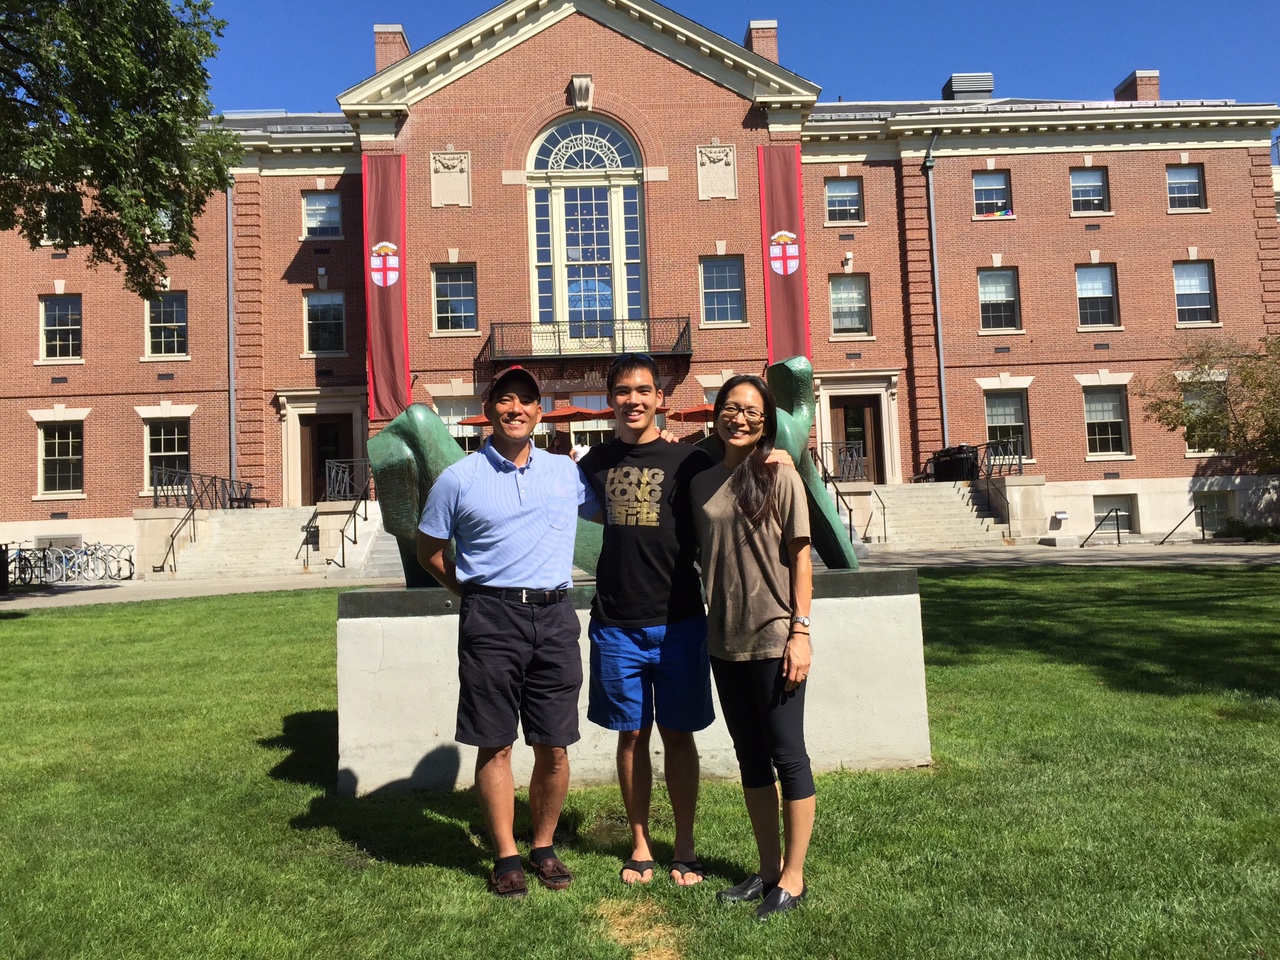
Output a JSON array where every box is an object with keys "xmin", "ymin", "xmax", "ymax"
[
  {"xmin": 1081, "ymin": 507, "xmax": 1127, "ymax": 547},
  {"xmin": 487, "ymin": 317, "xmax": 693, "ymax": 361},
  {"xmin": 978, "ymin": 437, "xmax": 1026, "ymax": 477},
  {"xmin": 324, "ymin": 459, "xmax": 374, "ymax": 502},
  {"xmin": 814, "ymin": 441, "xmax": 867, "ymax": 482},
  {"xmin": 150, "ymin": 467, "xmax": 256, "ymax": 509}
]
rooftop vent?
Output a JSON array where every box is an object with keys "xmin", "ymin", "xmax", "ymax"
[{"xmin": 943, "ymin": 73, "xmax": 994, "ymax": 101}]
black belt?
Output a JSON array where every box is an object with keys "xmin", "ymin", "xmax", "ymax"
[{"xmin": 463, "ymin": 583, "xmax": 570, "ymax": 605}]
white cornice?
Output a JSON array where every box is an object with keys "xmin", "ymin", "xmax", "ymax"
[{"xmin": 336, "ymin": 0, "xmax": 819, "ymax": 120}]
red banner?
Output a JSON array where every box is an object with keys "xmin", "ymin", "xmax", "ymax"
[
  {"xmin": 757, "ymin": 144, "xmax": 811, "ymax": 362},
  {"xmin": 362, "ymin": 154, "xmax": 411, "ymax": 421}
]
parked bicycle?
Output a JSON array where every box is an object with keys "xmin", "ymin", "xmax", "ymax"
[{"xmin": 8, "ymin": 542, "xmax": 135, "ymax": 585}]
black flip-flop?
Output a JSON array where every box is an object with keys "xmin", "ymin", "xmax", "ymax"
[
  {"xmin": 669, "ymin": 858, "xmax": 706, "ymax": 884},
  {"xmin": 620, "ymin": 858, "xmax": 655, "ymax": 883}
]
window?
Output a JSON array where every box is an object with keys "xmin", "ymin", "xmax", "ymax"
[
  {"xmin": 830, "ymin": 274, "xmax": 871, "ymax": 335},
  {"xmin": 303, "ymin": 192, "xmax": 341, "ymax": 238},
  {"xmin": 700, "ymin": 258, "xmax": 745, "ymax": 323},
  {"xmin": 530, "ymin": 118, "xmax": 646, "ymax": 345},
  {"xmin": 1076, "ymin": 266, "xmax": 1118, "ymax": 327},
  {"xmin": 41, "ymin": 295, "xmax": 82, "ymax": 360},
  {"xmin": 304, "ymin": 291, "xmax": 346, "ymax": 353},
  {"xmin": 43, "ymin": 192, "xmax": 81, "ymax": 245},
  {"xmin": 1092, "ymin": 494, "xmax": 1136, "ymax": 533},
  {"xmin": 1070, "ymin": 168, "xmax": 1109, "ymax": 212},
  {"xmin": 40, "ymin": 423, "xmax": 83, "ymax": 494},
  {"xmin": 973, "ymin": 171, "xmax": 1011, "ymax": 216},
  {"xmin": 1182, "ymin": 385, "xmax": 1227, "ymax": 454},
  {"xmin": 1174, "ymin": 262, "xmax": 1216, "ymax": 324},
  {"xmin": 433, "ymin": 266, "xmax": 477, "ymax": 332},
  {"xmin": 824, "ymin": 179, "xmax": 864, "ymax": 222},
  {"xmin": 147, "ymin": 419, "xmax": 190, "ymax": 487},
  {"xmin": 978, "ymin": 269, "xmax": 1020, "ymax": 330},
  {"xmin": 569, "ymin": 393, "xmax": 612, "ymax": 448},
  {"xmin": 148, "ymin": 292, "xmax": 188, "ymax": 356},
  {"xmin": 1084, "ymin": 387, "xmax": 1130, "ymax": 455},
  {"xmin": 437, "ymin": 398, "xmax": 483, "ymax": 453},
  {"xmin": 1192, "ymin": 491, "xmax": 1231, "ymax": 533},
  {"xmin": 1167, "ymin": 165, "xmax": 1205, "ymax": 209},
  {"xmin": 984, "ymin": 391, "xmax": 1029, "ymax": 456}
]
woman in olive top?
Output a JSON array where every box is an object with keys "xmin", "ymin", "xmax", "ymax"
[{"xmin": 690, "ymin": 374, "xmax": 814, "ymax": 921}]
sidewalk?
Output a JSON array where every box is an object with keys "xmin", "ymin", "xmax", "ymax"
[{"xmin": 4, "ymin": 541, "xmax": 1277, "ymax": 611}]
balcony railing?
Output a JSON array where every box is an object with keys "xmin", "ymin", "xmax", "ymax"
[
  {"xmin": 487, "ymin": 317, "xmax": 692, "ymax": 361},
  {"xmin": 323, "ymin": 459, "xmax": 374, "ymax": 502},
  {"xmin": 814, "ymin": 441, "xmax": 867, "ymax": 482}
]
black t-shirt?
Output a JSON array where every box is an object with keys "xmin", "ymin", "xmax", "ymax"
[{"xmin": 579, "ymin": 438, "xmax": 714, "ymax": 627}]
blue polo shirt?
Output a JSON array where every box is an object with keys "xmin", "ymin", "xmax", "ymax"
[{"xmin": 418, "ymin": 438, "xmax": 596, "ymax": 590}]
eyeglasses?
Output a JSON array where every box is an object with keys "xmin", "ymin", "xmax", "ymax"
[{"xmin": 720, "ymin": 403, "xmax": 765, "ymax": 424}]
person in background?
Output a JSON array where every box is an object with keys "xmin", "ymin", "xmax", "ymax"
[{"xmin": 690, "ymin": 373, "xmax": 815, "ymax": 921}]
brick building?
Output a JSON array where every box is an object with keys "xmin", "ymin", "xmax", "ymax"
[{"xmin": 3, "ymin": 0, "xmax": 1279, "ymax": 551}]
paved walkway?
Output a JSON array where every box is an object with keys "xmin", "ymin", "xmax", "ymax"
[{"xmin": 3, "ymin": 541, "xmax": 1277, "ymax": 611}]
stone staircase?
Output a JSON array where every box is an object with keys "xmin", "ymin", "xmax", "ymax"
[
  {"xmin": 858, "ymin": 481, "xmax": 1010, "ymax": 551},
  {"xmin": 327, "ymin": 523, "xmax": 406, "ymax": 581},
  {"xmin": 164, "ymin": 507, "xmax": 322, "ymax": 580}
]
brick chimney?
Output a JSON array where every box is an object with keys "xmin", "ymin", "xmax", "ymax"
[
  {"xmin": 743, "ymin": 20, "xmax": 778, "ymax": 64},
  {"xmin": 1114, "ymin": 69, "xmax": 1160, "ymax": 102},
  {"xmin": 374, "ymin": 24, "xmax": 410, "ymax": 73}
]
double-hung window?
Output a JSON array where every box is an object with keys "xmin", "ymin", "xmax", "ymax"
[
  {"xmin": 1174, "ymin": 262, "xmax": 1217, "ymax": 324},
  {"xmin": 1182, "ymin": 385, "xmax": 1227, "ymax": 454},
  {"xmin": 830, "ymin": 275, "xmax": 871, "ymax": 335},
  {"xmin": 1167, "ymin": 166, "xmax": 1206, "ymax": 209},
  {"xmin": 40, "ymin": 423, "xmax": 84, "ymax": 494},
  {"xmin": 1076, "ymin": 266, "xmax": 1118, "ymax": 327},
  {"xmin": 824, "ymin": 179, "xmax": 864, "ymax": 222},
  {"xmin": 978, "ymin": 269, "xmax": 1020, "ymax": 330},
  {"xmin": 303, "ymin": 192, "xmax": 341, "ymax": 238},
  {"xmin": 1084, "ymin": 387, "xmax": 1130, "ymax": 455},
  {"xmin": 1070, "ymin": 169, "xmax": 1109, "ymax": 212},
  {"xmin": 700, "ymin": 258, "xmax": 745, "ymax": 324},
  {"xmin": 436, "ymin": 398, "xmax": 483, "ymax": 452},
  {"xmin": 304, "ymin": 291, "xmax": 346, "ymax": 353},
  {"xmin": 148, "ymin": 292, "xmax": 188, "ymax": 356},
  {"xmin": 433, "ymin": 267, "xmax": 478, "ymax": 332},
  {"xmin": 147, "ymin": 419, "xmax": 190, "ymax": 488},
  {"xmin": 973, "ymin": 172, "xmax": 1012, "ymax": 216},
  {"xmin": 41, "ymin": 295, "xmax": 82, "ymax": 360},
  {"xmin": 984, "ymin": 392, "xmax": 1029, "ymax": 457}
]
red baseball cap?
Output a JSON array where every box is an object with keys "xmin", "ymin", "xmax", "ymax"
[{"xmin": 485, "ymin": 365, "xmax": 541, "ymax": 401}]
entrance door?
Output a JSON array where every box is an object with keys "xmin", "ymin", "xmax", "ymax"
[
  {"xmin": 299, "ymin": 413, "xmax": 353, "ymax": 505},
  {"xmin": 828, "ymin": 397, "xmax": 883, "ymax": 484}
]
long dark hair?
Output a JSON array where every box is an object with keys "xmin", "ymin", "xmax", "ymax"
[{"xmin": 712, "ymin": 374, "xmax": 779, "ymax": 526}]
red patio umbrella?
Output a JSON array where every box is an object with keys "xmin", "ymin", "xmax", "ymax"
[{"xmin": 666, "ymin": 402, "xmax": 715, "ymax": 423}]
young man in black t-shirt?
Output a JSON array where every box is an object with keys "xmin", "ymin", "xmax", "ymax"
[{"xmin": 578, "ymin": 353, "xmax": 714, "ymax": 886}]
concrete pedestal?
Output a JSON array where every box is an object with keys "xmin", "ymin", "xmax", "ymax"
[{"xmin": 336, "ymin": 567, "xmax": 931, "ymax": 795}]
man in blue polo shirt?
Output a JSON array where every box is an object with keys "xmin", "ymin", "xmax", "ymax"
[{"xmin": 416, "ymin": 366, "xmax": 595, "ymax": 899}]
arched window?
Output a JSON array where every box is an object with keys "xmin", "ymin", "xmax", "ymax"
[{"xmin": 528, "ymin": 117, "xmax": 647, "ymax": 349}]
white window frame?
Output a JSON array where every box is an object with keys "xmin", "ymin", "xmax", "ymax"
[
  {"xmin": 829, "ymin": 274, "xmax": 871, "ymax": 336},
  {"xmin": 1084, "ymin": 387, "xmax": 1131, "ymax": 456},
  {"xmin": 1192, "ymin": 491, "xmax": 1232, "ymax": 533},
  {"xmin": 699, "ymin": 257, "xmax": 746, "ymax": 325},
  {"xmin": 973, "ymin": 171, "xmax": 1012, "ymax": 217},
  {"xmin": 145, "ymin": 418, "xmax": 191, "ymax": 491},
  {"xmin": 38, "ymin": 421, "xmax": 85, "ymax": 496},
  {"xmin": 1173, "ymin": 261, "xmax": 1218, "ymax": 326},
  {"xmin": 983, "ymin": 391, "xmax": 1030, "ymax": 457},
  {"xmin": 978, "ymin": 268, "xmax": 1020, "ymax": 331},
  {"xmin": 39, "ymin": 294, "xmax": 83, "ymax": 362},
  {"xmin": 1070, "ymin": 168, "xmax": 1109, "ymax": 213},
  {"xmin": 146, "ymin": 291, "xmax": 189, "ymax": 358},
  {"xmin": 302, "ymin": 191, "xmax": 342, "ymax": 239},
  {"xmin": 1076, "ymin": 265, "xmax": 1119, "ymax": 328},
  {"xmin": 1180, "ymin": 383, "xmax": 1228, "ymax": 455},
  {"xmin": 302, "ymin": 291, "xmax": 346, "ymax": 356},
  {"xmin": 1166, "ymin": 165, "xmax": 1206, "ymax": 210},
  {"xmin": 824, "ymin": 178, "xmax": 864, "ymax": 223},
  {"xmin": 433, "ymin": 265, "xmax": 479, "ymax": 334},
  {"xmin": 436, "ymin": 397, "xmax": 484, "ymax": 453}
]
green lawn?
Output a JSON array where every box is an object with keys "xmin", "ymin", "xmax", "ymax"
[{"xmin": 1, "ymin": 567, "xmax": 1277, "ymax": 959}]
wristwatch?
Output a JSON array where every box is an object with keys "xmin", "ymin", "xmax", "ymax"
[{"xmin": 790, "ymin": 615, "xmax": 811, "ymax": 628}]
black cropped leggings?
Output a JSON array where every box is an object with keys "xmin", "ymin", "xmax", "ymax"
[{"xmin": 710, "ymin": 655, "xmax": 815, "ymax": 801}]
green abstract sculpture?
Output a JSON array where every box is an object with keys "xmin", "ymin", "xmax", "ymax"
[{"xmin": 366, "ymin": 355, "xmax": 860, "ymax": 586}]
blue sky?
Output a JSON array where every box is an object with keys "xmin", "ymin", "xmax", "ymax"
[{"xmin": 207, "ymin": 0, "xmax": 1280, "ymax": 122}]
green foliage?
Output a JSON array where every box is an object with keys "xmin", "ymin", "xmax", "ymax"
[
  {"xmin": 0, "ymin": 0, "xmax": 240, "ymax": 297},
  {"xmin": 1217, "ymin": 516, "xmax": 1280, "ymax": 543},
  {"xmin": 1140, "ymin": 335, "xmax": 1280, "ymax": 475}
]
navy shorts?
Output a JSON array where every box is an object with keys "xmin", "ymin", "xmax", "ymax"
[
  {"xmin": 456, "ymin": 592, "xmax": 583, "ymax": 748},
  {"xmin": 587, "ymin": 615, "xmax": 714, "ymax": 733}
]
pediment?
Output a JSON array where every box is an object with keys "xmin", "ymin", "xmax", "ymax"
[{"xmin": 336, "ymin": 0, "xmax": 819, "ymax": 120}]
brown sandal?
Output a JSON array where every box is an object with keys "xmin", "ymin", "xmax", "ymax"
[
  {"xmin": 531, "ymin": 855, "xmax": 573, "ymax": 891},
  {"xmin": 488, "ymin": 866, "xmax": 528, "ymax": 898}
]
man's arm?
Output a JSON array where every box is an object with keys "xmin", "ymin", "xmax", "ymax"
[{"xmin": 415, "ymin": 531, "xmax": 462, "ymax": 597}]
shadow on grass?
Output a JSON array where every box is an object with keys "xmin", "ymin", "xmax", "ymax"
[
  {"xmin": 919, "ymin": 565, "xmax": 1280, "ymax": 699},
  {"xmin": 260, "ymin": 710, "xmax": 585, "ymax": 876},
  {"xmin": 0, "ymin": 610, "xmax": 29, "ymax": 619}
]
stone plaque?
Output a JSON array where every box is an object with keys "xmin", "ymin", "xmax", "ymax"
[
  {"xmin": 696, "ymin": 144, "xmax": 737, "ymax": 200},
  {"xmin": 430, "ymin": 151, "xmax": 471, "ymax": 208}
]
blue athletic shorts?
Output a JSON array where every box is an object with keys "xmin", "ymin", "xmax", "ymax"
[{"xmin": 587, "ymin": 615, "xmax": 714, "ymax": 733}]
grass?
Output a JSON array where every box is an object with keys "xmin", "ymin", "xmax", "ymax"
[{"xmin": 1, "ymin": 566, "xmax": 1278, "ymax": 959}]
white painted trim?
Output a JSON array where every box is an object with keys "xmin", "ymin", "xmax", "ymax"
[
  {"xmin": 974, "ymin": 373, "xmax": 1035, "ymax": 390},
  {"xmin": 812, "ymin": 369, "xmax": 902, "ymax": 485},
  {"xmin": 133, "ymin": 401, "xmax": 198, "ymax": 419},
  {"xmin": 29, "ymin": 404, "xmax": 91, "ymax": 423},
  {"xmin": 1074, "ymin": 370, "xmax": 1133, "ymax": 386},
  {"xmin": 275, "ymin": 386, "xmax": 368, "ymax": 508}
]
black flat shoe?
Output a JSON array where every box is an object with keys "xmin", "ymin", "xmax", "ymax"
[
  {"xmin": 716, "ymin": 874, "xmax": 774, "ymax": 904},
  {"xmin": 754, "ymin": 884, "xmax": 806, "ymax": 920}
]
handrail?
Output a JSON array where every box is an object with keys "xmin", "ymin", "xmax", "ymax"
[
  {"xmin": 296, "ymin": 507, "xmax": 321, "ymax": 570},
  {"xmin": 1159, "ymin": 505, "xmax": 1207, "ymax": 545},
  {"xmin": 328, "ymin": 478, "xmax": 372, "ymax": 569},
  {"xmin": 152, "ymin": 501, "xmax": 198, "ymax": 573},
  {"xmin": 151, "ymin": 467, "xmax": 254, "ymax": 509},
  {"xmin": 1081, "ymin": 507, "xmax": 1124, "ymax": 547},
  {"xmin": 975, "ymin": 474, "xmax": 1013, "ymax": 539},
  {"xmin": 324, "ymin": 459, "xmax": 373, "ymax": 503},
  {"xmin": 869, "ymin": 486, "xmax": 887, "ymax": 544}
]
